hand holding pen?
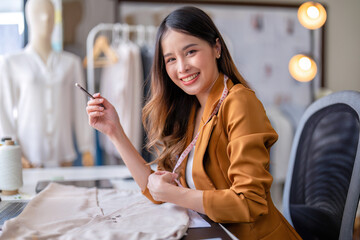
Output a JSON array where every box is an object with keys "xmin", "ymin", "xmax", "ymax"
[
  {"xmin": 75, "ymin": 83, "xmax": 105, "ymax": 109},
  {"xmin": 77, "ymin": 83, "xmax": 123, "ymax": 138}
]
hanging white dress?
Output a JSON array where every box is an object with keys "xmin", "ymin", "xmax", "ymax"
[
  {"xmin": 266, "ymin": 106, "xmax": 294, "ymax": 182},
  {"xmin": 100, "ymin": 41, "xmax": 143, "ymax": 160},
  {"xmin": 266, "ymin": 105, "xmax": 294, "ymax": 208},
  {"xmin": 0, "ymin": 46, "xmax": 94, "ymax": 167}
]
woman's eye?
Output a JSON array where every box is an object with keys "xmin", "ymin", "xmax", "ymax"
[
  {"xmin": 186, "ymin": 50, "xmax": 196, "ymax": 56},
  {"xmin": 166, "ymin": 58, "xmax": 175, "ymax": 63}
]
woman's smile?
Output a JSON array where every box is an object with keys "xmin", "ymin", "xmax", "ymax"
[{"xmin": 181, "ymin": 73, "xmax": 200, "ymax": 85}]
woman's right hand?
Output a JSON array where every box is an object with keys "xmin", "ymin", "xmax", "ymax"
[{"xmin": 86, "ymin": 93, "xmax": 122, "ymax": 138}]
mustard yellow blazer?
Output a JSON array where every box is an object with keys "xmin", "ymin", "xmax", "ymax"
[{"xmin": 144, "ymin": 74, "xmax": 302, "ymax": 240}]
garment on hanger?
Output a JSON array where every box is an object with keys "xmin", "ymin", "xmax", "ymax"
[
  {"xmin": 140, "ymin": 45, "xmax": 154, "ymax": 95},
  {"xmin": 99, "ymin": 41, "xmax": 143, "ymax": 163},
  {"xmin": 266, "ymin": 105, "xmax": 294, "ymax": 182},
  {"xmin": 0, "ymin": 46, "xmax": 94, "ymax": 167},
  {"xmin": 140, "ymin": 45, "xmax": 154, "ymax": 162},
  {"xmin": 83, "ymin": 35, "xmax": 118, "ymax": 68}
]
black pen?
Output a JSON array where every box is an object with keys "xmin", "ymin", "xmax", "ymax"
[{"xmin": 75, "ymin": 83, "xmax": 105, "ymax": 109}]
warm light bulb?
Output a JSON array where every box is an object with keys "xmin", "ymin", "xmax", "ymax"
[
  {"xmin": 289, "ymin": 54, "xmax": 317, "ymax": 82},
  {"xmin": 307, "ymin": 6, "xmax": 320, "ymax": 19},
  {"xmin": 299, "ymin": 57, "xmax": 312, "ymax": 71},
  {"xmin": 298, "ymin": 2, "xmax": 327, "ymax": 29}
]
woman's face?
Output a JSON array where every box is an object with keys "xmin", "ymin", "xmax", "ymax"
[{"xmin": 161, "ymin": 29, "xmax": 221, "ymax": 106}]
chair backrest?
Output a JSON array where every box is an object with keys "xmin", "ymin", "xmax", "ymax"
[{"xmin": 283, "ymin": 90, "xmax": 360, "ymax": 240}]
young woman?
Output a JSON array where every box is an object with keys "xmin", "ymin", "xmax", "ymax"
[{"xmin": 87, "ymin": 6, "xmax": 302, "ymax": 240}]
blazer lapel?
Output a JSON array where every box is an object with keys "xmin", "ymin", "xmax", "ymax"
[
  {"xmin": 192, "ymin": 73, "xmax": 227, "ymax": 190},
  {"xmin": 193, "ymin": 115, "xmax": 218, "ymax": 190},
  {"xmin": 179, "ymin": 105, "xmax": 196, "ymax": 188},
  {"xmin": 179, "ymin": 73, "xmax": 234, "ymax": 189}
]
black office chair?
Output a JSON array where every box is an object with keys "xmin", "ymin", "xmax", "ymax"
[{"xmin": 282, "ymin": 90, "xmax": 360, "ymax": 240}]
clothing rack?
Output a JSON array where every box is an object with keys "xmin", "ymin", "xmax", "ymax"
[
  {"xmin": 86, "ymin": 23, "xmax": 157, "ymax": 93},
  {"xmin": 85, "ymin": 23, "xmax": 157, "ymax": 165}
]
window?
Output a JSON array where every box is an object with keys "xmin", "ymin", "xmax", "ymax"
[{"xmin": 0, "ymin": 0, "xmax": 25, "ymax": 55}]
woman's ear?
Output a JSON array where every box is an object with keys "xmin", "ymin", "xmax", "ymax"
[{"xmin": 215, "ymin": 38, "xmax": 221, "ymax": 59}]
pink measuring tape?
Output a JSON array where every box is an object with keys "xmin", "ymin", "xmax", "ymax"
[{"xmin": 172, "ymin": 75, "xmax": 229, "ymax": 186}]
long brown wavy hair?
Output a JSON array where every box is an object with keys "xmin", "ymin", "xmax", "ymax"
[{"xmin": 142, "ymin": 6, "xmax": 250, "ymax": 171}]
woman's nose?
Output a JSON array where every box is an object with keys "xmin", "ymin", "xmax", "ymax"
[{"xmin": 178, "ymin": 58, "xmax": 189, "ymax": 73}]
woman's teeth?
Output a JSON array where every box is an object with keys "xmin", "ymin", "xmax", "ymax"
[{"xmin": 182, "ymin": 73, "xmax": 199, "ymax": 82}]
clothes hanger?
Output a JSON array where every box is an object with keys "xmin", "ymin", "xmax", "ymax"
[
  {"xmin": 83, "ymin": 34, "xmax": 118, "ymax": 68},
  {"xmin": 111, "ymin": 24, "xmax": 122, "ymax": 49},
  {"xmin": 136, "ymin": 25, "xmax": 146, "ymax": 47},
  {"xmin": 121, "ymin": 24, "xmax": 130, "ymax": 43},
  {"xmin": 146, "ymin": 26, "xmax": 157, "ymax": 48}
]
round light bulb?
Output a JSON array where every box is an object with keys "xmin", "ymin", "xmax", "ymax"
[
  {"xmin": 299, "ymin": 57, "xmax": 312, "ymax": 71},
  {"xmin": 289, "ymin": 54, "xmax": 317, "ymax": 82},
  {"xmin": 298, "ymin": 2, "xmax": 327, "ymax": 29},
  {"xmin": 307, "ymin": 6, "xmax": 320, "ymax": 19}
]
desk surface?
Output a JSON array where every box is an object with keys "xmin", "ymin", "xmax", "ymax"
[
  {"xmin": 1, "ymin": 166, "xmax": 235, "ymax": 240},
  {"xmin": 19, "ymin": 165, "xmax": 135, "ymax": 196}
]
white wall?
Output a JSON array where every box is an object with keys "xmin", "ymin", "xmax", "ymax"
[
  {"xmin": 322, "ymin": 0, "xmax": 360, "ymax": 92},
  {"xmin": 222, "ymin": 0, "xmax": 360, "ymax": 92},
  {"xmin": 63, "ymin": 0, "xmax": 115, "ymax": 58}
]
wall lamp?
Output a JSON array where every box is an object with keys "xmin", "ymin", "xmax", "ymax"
[{"xmin": 289, "ymin": 1, "xmax": 326, "ymax": 101}]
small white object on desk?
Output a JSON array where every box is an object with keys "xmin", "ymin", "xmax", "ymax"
[{"xmin": 0, "ymin": 140, "xmax": 23, "ymax": 196}]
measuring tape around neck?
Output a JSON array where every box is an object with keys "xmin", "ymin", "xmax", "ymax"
[{"xmin": 172, "ymin": 75, "xmax": 229, "ymax": 186}]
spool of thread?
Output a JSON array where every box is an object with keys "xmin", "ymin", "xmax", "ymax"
[
  {"xmin": 0, "ymin": 140, "xmax": 23, "ymax": 195},
  {"xmin": 0, "ymin": 136, "xmax": 12, "ymax": 147}
]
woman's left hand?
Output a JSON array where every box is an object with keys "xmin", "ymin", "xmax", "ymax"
[{"xmin": 147, "ymin": 171, "xmax": 178, "ymax": 202}]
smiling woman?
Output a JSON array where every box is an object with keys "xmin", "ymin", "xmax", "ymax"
[
  {"xmin": 162, "ymin": 30, "xmax": 220, "ymax": 105},
  {"xmin": 85, "ymin": 6, "xmax": 303, "ymax": 239}
]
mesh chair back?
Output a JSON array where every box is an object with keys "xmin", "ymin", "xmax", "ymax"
[{"xmin": 283, "ymin": 91, "xmax": 360, "ymax": 240}]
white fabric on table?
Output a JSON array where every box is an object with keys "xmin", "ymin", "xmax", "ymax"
[{"xmin": 0, "ymin": 183, "xmax": 189, "ymax": 240}]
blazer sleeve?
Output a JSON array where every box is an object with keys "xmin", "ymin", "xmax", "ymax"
[
  {"xmin": 203, "ymin": 87, "xmax": 278, "ymax": 223},
  {"xmin": 141, "ymin": 169, "xmax": 163, "ymax": 204}
]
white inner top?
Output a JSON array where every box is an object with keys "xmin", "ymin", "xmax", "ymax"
[{"xmin": 185, "ymin": 146, "xmax": 196, "ymax": 189}]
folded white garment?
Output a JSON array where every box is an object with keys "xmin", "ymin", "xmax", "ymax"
[{"xmin": 0, "ymin": 183, "xmax": 189, "ymax": 240}]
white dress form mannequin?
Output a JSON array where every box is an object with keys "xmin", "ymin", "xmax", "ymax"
[
  {"xmin": 20, "ymin": 0, "xmax": 56, "ymax": 167},
  {"xmin": 0, "ymin": 0, "xmax": 94, "ymax": 168}
]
